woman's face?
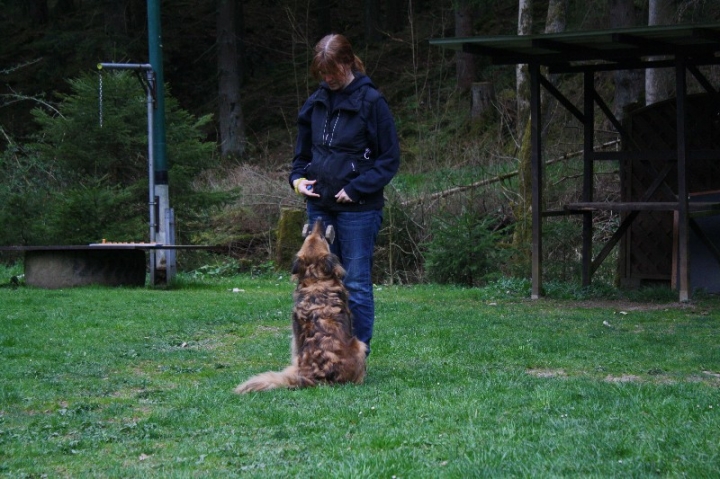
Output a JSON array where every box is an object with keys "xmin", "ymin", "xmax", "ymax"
[{"xmin": 322, "ymin": 65, "xmax": 352, "ymax": 91}]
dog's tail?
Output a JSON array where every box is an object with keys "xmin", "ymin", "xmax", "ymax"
[{"xmin": 234, "ymin": 365, "xmax": 314, "ymax": 394}]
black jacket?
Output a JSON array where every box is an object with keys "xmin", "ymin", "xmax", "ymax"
[{"xmin": 289, "ymin": 74, "xmax": 400, "ymax": 212}]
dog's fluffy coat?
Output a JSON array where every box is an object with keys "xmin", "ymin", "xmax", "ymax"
[{"xmin": 234, "ymin": 220, "xmax": 367, "ymax": 393}]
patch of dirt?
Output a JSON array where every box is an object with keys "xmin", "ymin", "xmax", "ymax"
[
  {"xmin": 526, "ymin": 368, "xmax": 567, "ymax": 378},
  {"xmin": 526, "ymin": 368, "xmax": 720, "ymax": 387},
  {"xmin": 604, "ymin": 374, "xmax": 643, "ymax": 383},
  {"xmin": 571, "ymin": 301, "xmax": 697, "ymax": 312}
]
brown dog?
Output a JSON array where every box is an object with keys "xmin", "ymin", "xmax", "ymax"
[{"xmin": 234, "ymin": 220, "xmax": 367, "ymax": 393}]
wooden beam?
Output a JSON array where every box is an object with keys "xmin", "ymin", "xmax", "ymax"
[
  {"xmin": 565, "ymin": 202, "xmax": 720, "ymax": 212},
  {"xmin": 531, "ymin": 62, "xmax": 543, "ymax": 300},
  {"xmin": 538, "ymin": 74, "xmax": 584, "ymax": 122},
  {"xmin": 588, "ymin": 162, "xmax": 675, "ymax": 275},
  {"xmin": 676, "ymin": 57, "xmax": 690, "ymax": 301},
  {"xmin": 687, "ymin": 64, "xmax": 719, "ymax": 95},
  {"xmin": 591, "ymin": 211, "xmax": 639, "ymax": 276},
  {"xmin": 581, "ymin": 71, "xmax": 594, "ymax": 287}
]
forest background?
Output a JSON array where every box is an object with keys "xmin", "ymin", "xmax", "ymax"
[{"xmin": 2, "ymin": 0, "xmax": 720, "ymax": 287}]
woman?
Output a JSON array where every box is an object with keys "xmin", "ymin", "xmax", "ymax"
[{"xmin": 289, "ymin": 33, "xmax": 400, "ymax": 355}]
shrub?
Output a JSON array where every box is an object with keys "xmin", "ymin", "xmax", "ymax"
[
  {"xmin": 13, "ymin": 71, "xmax": 226, "ymax": 246},
  {"xmin": 424, "ymin": 209, "xmax": 511, "ymax": 287}
]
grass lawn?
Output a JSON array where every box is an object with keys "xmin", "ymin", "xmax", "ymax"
[{"xmin": 0, "ymin": 272, "xmax": 719, "ymax": 478}]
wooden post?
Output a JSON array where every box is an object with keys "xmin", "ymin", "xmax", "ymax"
[
  {"xmin": 530, "ymin": 63, "xmax": 543, "ymax": 300},
  {"xmin": 581, "ymin": 70, "xmax": 594, "ymax": 286},
  {"xmin": 675, "ymin": 57, "xmax": 690, "ymax": 301}
]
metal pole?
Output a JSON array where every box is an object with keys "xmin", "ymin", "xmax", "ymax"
[
  {"xmin": 148, "ymin": 0, "xmax": 174, "ymax": 285},
  {"xmin": 146, "ymin": 69, "xmax": 157, "ymax": 285},
  {"xmin": 97, "ymin": 62, "xmax": 158, "ymax": 284},
  {"xmin": 147, "ymin": 0, "xmax": 167, "ymax": 177},
  {"xmin": 97, "ymin": 63, "xmax": 153, "ymax": 71}
]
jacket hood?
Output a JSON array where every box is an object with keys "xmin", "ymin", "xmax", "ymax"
[{"xmin": 319, "ymin": 73, "xmax": 375, "ymax": 95}]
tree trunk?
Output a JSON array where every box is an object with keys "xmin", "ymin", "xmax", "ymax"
[
  {"xmin": 541, "ymin": 0, "xmax": 567, "ymax": 137},
  {"xmin": 511, "ymin": 0, "xmax": 534, "ymax": 277},
  {"xmin": 386, "ymin": 0, "xmax": 406, "ymax": 33},
  {"xmin": 471, "ymin": 82, "xmax": 494, "ymax": 119},
  {"xmin": 412, "ymin": 0, "xmax": 428, "ymax": 14},
  {"xmin": 512, "ymin": 0, "xmax": 568, "ymax": 277},
  {"xmin": 27, "ymin": 0, "xmax": 49, "ymax": 25},
  {"xmin": 315, "ymin": 0, "xmax": 332, "ymax": 36},
  {"xmin": 545, "ymin": 0, "xmax": 567, "ymax": 33},
  {"xmin": 364, "ymin": 0, "xmax": 381, "ymax": 43},
  {"xmin": 516, "ymin": 0, "xmax": 532, "ymax": 141},
  {"xmin": 610, "ymin": 0, "xmax": 643, "ymax": 122},
  {"xmin": 646, "ymin": 0, "xmax": 674, "ymax": 105},
  {"xmin": 53, "ymin": 0, "xmax": 75, "ymax": 17},
  {"xmin": 217, "ymin": 0, "xmax": 246, "ymax": 159},
  {"xmin": 455, "ymin": 0, "xmax": 475, "ymax": 91}
]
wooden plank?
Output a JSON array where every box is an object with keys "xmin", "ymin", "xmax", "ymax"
[
  {"xmin": 565, "ymin": 202, "xmax": 720, "ymax": 212},
  {"xmin": 676, "ymin": 57, "xmax": 690, "ymax": 302},
  {"xmin": 591, "ymin": 211, "xmax": 640, "ymax": 277}
]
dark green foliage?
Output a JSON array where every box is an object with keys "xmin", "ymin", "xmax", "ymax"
[
  {"xmin": 375, "ymin": 193, "xmax": 427, "ymax": 285},
  {"xmin": 0, "ymin": 141, "xmax": 53, "ymax": 246},
  {"xmin": 0, "ymin": 71, "xmax": 226, "ymax": 246},
  {"xmin": 0, "ymin": 188, "xmax": 49, "ymax": 246},
  {"xmin": 425, "ymin": 209, "xmax": 511, "ymax": 286},
  {"xmin": 30, "ymin": 73, "xmax": 149, "ymax": 186},
  {"xmin": 543, "ymin": 218, "xmax": 583, "ymax": 283},
  {"xmin": 46, "ymin": 182, "xmax": 145, "ymax": 244}
]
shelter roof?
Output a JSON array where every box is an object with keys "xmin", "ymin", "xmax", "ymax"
[{"xmin": 429, "ymin": 23, "xmax": 720, "ymax": 73}]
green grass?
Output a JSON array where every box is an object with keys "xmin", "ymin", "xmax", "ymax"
[{"xmin": 1, "ymin": 272, "xmax": 719, "ymax": 478}]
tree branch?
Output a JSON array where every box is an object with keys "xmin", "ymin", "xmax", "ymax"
[
  {"xmin": 400, "ymin": 139, "xmax": 620, "ymax": 207},
  {"xmin": 1, "ymin": 58, "xmax": 43, "ymax": 76}
]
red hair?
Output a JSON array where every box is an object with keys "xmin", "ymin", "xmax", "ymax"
[{"xmin": 310, "ymin": 34, "xmax": 365, "ymax": 81}]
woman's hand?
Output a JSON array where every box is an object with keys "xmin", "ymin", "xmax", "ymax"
[
  {"xmin": 335, "ymin": 188, "xmax": 353, "ymax": 203},
  {"xmin": 293, "ymin": 178, "xmax": 319, "ymax": 197}
]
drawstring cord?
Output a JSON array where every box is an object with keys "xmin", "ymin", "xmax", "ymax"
[{"xmin": 323, "ymin": 111, "xmax": 341, "ymax": 146}]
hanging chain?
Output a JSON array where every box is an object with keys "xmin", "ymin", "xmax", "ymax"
[{"xmin": 98, "ymin": 71, "xmax": 103, "ymax": 128}]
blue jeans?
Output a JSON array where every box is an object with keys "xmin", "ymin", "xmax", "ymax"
[{"xmin": 306, "ymin": 203, "xmax": 382, "ymax": 353}]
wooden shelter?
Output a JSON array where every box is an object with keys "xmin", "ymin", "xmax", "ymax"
[{"xmin": 430, "ymin": 23, "xmax": 720, "ymax": 301}]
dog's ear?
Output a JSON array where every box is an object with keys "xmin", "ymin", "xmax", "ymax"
[
  {"xmin": 291, "ymin": 257, "xmax": 303, "ymax": 277},
  {"xmin": 323, "ymin": 254, "xmax": 345, "ymax": 279}
]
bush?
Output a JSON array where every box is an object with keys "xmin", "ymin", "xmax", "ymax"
[
  {"xmin": 375, "ymin": 192, "xmax": 428, "ymax": 285},
  {"xmin": 46, "ymin": 182, "xmax": 146, "ymax": 244},
  {"xmin": 2, "ymin": 71, "xmax": 227, "ymax": 246},
  {"xmin": 424, "ymin": 210, "xmax": 512, "ymax": 287},
  {"xmin": 0, "ymin": 139, "xmax": 50, "ymax": 246}
]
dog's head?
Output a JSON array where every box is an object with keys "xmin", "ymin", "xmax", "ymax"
[{"xmin": 292, "ymin": 220, "xmax": 345, "ymax": 282}]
